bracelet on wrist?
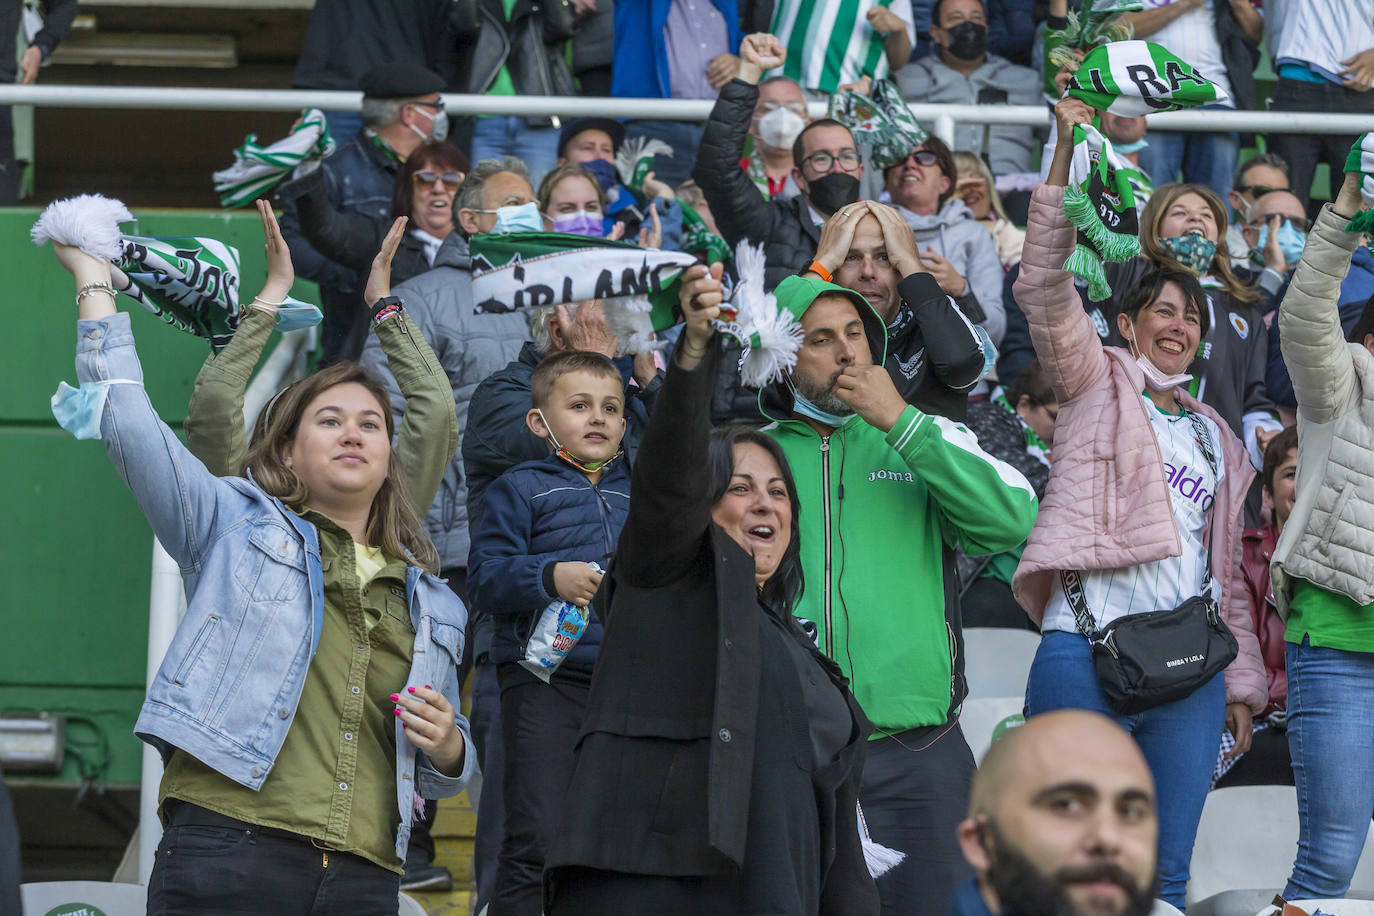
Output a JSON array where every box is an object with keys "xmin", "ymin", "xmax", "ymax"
[
  {"xmin": 371, "ymin": 295, "xmax": 404, "ymax": 325},
  {"xmin": 252, "ymin": 294, "xmax": 286, "ymax": 307},
  {"xmin": 806, "ymin": 259, "xmax": 833, "ymax": 283},
  {"xmin": 76, "ymin": 282, "xmax": 117, "ymax": 307}
]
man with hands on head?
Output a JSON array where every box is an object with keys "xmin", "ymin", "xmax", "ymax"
[
  {"xmin": 693, "ymin": 33, "xmax": 868, "ymax": 290},
  {"xmin": 759, "ymin": 270, "xmax": 1038, "ymax": 915},
  {"xmin": 808, "ymin": 199, "xmax": 987, "ymax": 421}
]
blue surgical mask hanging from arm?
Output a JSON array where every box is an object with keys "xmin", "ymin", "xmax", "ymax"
[{"xmin": 51, "ymin": 378, "xmax": 143, "ymax": 439}]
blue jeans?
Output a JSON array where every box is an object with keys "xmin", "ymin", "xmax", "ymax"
[
  {"xmin": 1135, "ymin": 104, "xmax": 1239, "ymax": 201},
  {"xmin": 1283, "ymin": 637, "xmax": 1374, "ymax": 899},
  {"xmin": 470, "ymin": 116, "xmax": 561, "ymax": 189},
  {"xmin": 624, "ymin": 120, "xmax": 707, "ymax": 190},
  {"xmin": 1025, "ymin": 630, "xmax": 1226, "ymax": 908}
]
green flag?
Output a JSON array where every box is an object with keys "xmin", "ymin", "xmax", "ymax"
[
  {"xmin": 468, "ymin": 232, "xmax": 700, "ymax": 353},
  {"xmin": 1065, "ymin": 40, "xmax": 1229, "ymax": 117},
  {"xmin": 213, "ymin": 109, "xmax": 334, "ymax": 210}
]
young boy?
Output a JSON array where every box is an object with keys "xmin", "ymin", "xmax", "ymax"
[{"xmin": 467, "ymin": 349, "xmax": 631, "ymax": 916}]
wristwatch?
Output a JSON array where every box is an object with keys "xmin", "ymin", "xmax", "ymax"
[{"xmin": 370, "ymin": 295, "xmax": 404, "ymax": 323}]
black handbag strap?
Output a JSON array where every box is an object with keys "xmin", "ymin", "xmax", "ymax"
[{"xmin": 1064, "ymin": 406, "xmax": 1221, "ymax": 641}]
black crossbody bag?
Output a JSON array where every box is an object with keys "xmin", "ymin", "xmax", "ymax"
[{"xmin": 1065, "ymin": 410, "xmax": 1238, "ymax": 715}]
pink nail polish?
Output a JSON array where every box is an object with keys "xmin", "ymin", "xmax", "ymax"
[
  {"xmin": 389, "ymin": 694, "xmax": 399, "ymax": 702},
  {"xmin": 393, "ymin": 708, "xmax": 402, "ymax": 716},
  {"xmin": 407, "ymin": 686, "xmax": 416, "ymax": 694},
  {"xmin": 424, "ymin": 685, "xmax": 432, "ymax": 690}
]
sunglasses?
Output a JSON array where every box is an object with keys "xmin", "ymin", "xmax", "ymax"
[
  {"xmin": 1237, "ymin": 184, "xmax": 1283, "ymax": 200},
  {"xmin": 413, "ymin": 170, "xmax": 463, "ymax": 188},
  {"xmin": 898, "ymin": 149, "xmax": 940, "ymax": 167}
]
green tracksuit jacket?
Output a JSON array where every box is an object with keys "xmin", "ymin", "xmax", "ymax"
[{"xmin": 764, "ymin": 407, "xmax": 1039, "ymax": 734}]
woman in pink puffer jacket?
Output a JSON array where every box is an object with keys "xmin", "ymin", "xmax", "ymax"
[{"xmin": 1011, "ymin": 99, "xmax": 1267, "ymax": 909}]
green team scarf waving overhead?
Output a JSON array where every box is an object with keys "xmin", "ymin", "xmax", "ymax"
[
  {"xmin": 213, "ymin": 109, "xmax": 334, "ymax": 209},
  {"xmin": 113, "ymin": 234, "xmax": 245, "ymax": 348},
  {"xmin": 1062, "ymin": 122, "xmax": 1141, "ymax": 302},
  {"xmin": 1344, "ymin": 132, "xmax": 1374, "ymax": 235},
  {"xmin": 680, "ymin": 201, "xmax": 732, "ymax": 266},
  {"xmin": 468, "ymin": 232, "xmax": 700, "ymax": 353},
  {"xmin": 828, "ymin": 79, "xmax": 927, "ymax": 172},
  {"xmin": 1044, "ymin": 0, "xmax": 1143, "ymax": 93},
  {"xmin": 1065, "ymin": 40, "xmax": 1229, "ymax": 117}
]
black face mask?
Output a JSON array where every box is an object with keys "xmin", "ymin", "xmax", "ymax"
[
  {"xmin": 805, "ymin": 173, "xmax": 861, "ymax": 216},
  {"xmin": 944, "ymin": 21, "xmax": 988, "ymax": 61}
]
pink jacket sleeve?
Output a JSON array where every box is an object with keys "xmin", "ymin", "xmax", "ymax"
[{"xmin": 1011, "ymin": 183, "xmax": 1112, "ymax": 404}]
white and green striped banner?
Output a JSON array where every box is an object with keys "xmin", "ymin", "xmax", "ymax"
[
  {"xmin": 772, "ymin": 0, "xmax": 899, "ymax": 94},
  {"xmin": 1065, "ymin": 40, "xmax": 1228, "ymax": 117},
  {"xmin": 113, "ymin": 234, "xmax": 243, "ymax": 349}
]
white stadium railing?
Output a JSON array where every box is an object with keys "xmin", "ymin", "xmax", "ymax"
[{"xmin": 2, "ymin": 85, "xmax": 1372, "ymax": 149}]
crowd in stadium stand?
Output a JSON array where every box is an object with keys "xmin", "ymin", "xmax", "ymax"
[{"xmin": 14, "ymin": 0, "xmax": 1374, "ymax": 914}]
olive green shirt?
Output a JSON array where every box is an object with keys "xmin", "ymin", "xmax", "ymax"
[{"xmin": 160, "ymin": 512, "xmax": 414, "ymax": 871}]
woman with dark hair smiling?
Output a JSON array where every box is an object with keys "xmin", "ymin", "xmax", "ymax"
[
  {"xmin": 279, "ymin": 140, "xmax": 471, "ymax": 289},
  {"xmin": 544, "ymin": 264, "xmax": 879, "ymax": 915}
]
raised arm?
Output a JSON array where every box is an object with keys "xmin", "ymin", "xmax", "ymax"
[
  {"xmin": 1277, "ymin": 171, "xmax": 1366, "ymax": 425},
  {"xmin": 185, "ymin": 200, "xmax": 293, "ymax": 476},
  {"xmin": 364, "ymin": 217, "xmax": 459, "ymax": 515},
  {"xmin": 1014, "ymin": 99, "xmax": 1113, "ymax": 404},
  {"xmin": 615, "ymin": 263, "xmax": 726, "ymax": 588},
  {"xmin": 691, "ymin": 34, "xmax": 784, "ymax": 249},
  {"xmin": 56, "ymin": 245, "xmax": 237, "ymax": 571}
]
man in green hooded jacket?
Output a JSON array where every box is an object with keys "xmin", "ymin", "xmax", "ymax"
[{"xmin": 761, "ymin": 271, "xmax": 1038, "ymax": 915}]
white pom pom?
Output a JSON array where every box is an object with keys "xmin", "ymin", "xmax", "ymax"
[
  {"xmin": 30, "ymin": 194, "xmax": 133, "ymax": 262},
  {"xmin": 601, "ymin": 297, "xmax": 659, "ymax": 355},
  {"xmin": 862, "ymin": 835, "xmax": 907, "ymax": 878},
  {"xmin": 730, "ymin": 240, "xmax": 802, "ymax": 387},
  {"xmin": 615, "ymin": 136, "xmax": 675, "ymax": 186}
]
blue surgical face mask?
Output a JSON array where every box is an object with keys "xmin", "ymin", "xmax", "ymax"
[
  {"xmin": 51, "ymin": 379, "xmax": 142, "ymax": 439},
  {"xmin": 273, "ymin": 296, "xmax": 323, "ymax": 333},
  {"xmin": 787, "ymin": 378, "xmax": 856, "ymax": 428},
  {"xmin": 1255, "ymin": 220, "xmax": 1308, "ymax": 269},
  {"xmin": 1113, "ymin": 137, "xmax": 1148, "ymax": 155},
  {"xmin": 580, "ymin": 158, "xmax": 620, "ymax": 194},
  {"xmin": 489, "ymin": 201, "xmax": 543, "ymax": 234},
  {"xmin": 549, "ymin": 209, "xmax": 605, "ymax": 238}
]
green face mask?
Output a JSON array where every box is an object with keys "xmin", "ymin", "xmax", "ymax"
[{"xmin": 1159, "ymin": 231, "xmax": 1218, "ymax": 274}]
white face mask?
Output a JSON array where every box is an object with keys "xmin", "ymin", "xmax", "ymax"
[
  {"xmin": 1128, "ymin": 335, "xmax": 1193, "ymax": 392},
  {"xmin": 756, "ymin": 107, "xmax": 806, "ymax": 151},
  {"xmin": 408, "ymin": 104, "xmax": 449, "ymax": 143}
]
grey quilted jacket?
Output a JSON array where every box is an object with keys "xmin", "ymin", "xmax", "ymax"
[
  {"xmin": 1273, "ymin": 202, "xmax": 1374, "ymax": 614},
  {"xmin": 361, "ymin": 233, "xmax": 530, "ymax": 571}
]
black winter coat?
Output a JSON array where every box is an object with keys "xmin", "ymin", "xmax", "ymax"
[
  {"xmin": 693, "ymin": 79, "xmax": 823, "ymax": 291},
  {"xmin": 546, "ymin": 340, "xmax": 879, "ymax": 914},
  {"xmin": 451, "ymin": 0, "xmax": 577, "ymax": 125}
]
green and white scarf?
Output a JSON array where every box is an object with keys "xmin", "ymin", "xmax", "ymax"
[
  {"xmin": 828, "ymin": 78, "xmax": 927, "ymax": 171},
  {"xmin": 1065, "ymin": 40, "xmax": 1229, "ymax": 116},
  {"xmin": 1062, "ymin": 41, "xmax": 1226, "ymax": 299},
  {"xmin": 614, "ymin": 136, "xmax": 673, "ymax": 194},
  {"xmin": 113, "ymin": 234, "xmax": 244, "ymax": 349},
  {"xmin": 1344, "ymin": 132, "xmax": 1374, "ymax": 235},
  {"xmin": 1044, "ymin": 0, "xmax": 1143, "ymax": 92},
  {"xmin": 468, "ymin": 232, "xmax": 699, "ymax": 353},
  {"xmin": 213, "ymin": 109, "xmax": 334, "ymax": 209},
  {"xmin": 680, "ymin": 201, "xmax": 732, "ymax": 266}
]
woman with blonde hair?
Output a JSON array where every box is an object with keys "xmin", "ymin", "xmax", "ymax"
[
  {"xmin": 953, "ymin": 150, "xmax": 1025, "ymax": 270},
  {"xmin": 47, "ymin": 203, "xmax": 473, "ymax": 914}
]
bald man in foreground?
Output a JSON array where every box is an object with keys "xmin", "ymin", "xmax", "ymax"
[{"xmin": 951, "ymin": 711, "xmax": 1160, "ymax": 916}]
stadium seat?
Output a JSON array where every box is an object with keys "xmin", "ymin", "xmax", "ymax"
[
  {"xmin": 958, "ymin": 696, "xmax": 1026, "ymax": 764},
  {"xmin": 962, "ymin": 627, "xmax": 1041, "ymax": 700},
  {"xmin": 1188, "ymin": 786, "xmax": 1374, "ymax": 915}
]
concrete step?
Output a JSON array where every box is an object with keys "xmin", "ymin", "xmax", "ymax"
[{"xmin": 407, "ymin": 887, "xmax": 477, "ymax": 916}]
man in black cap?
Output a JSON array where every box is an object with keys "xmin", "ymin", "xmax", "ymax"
[
  {"xmin": 554, "ymin": 117, "xmax": 682, "ymax": 247},
  {"xmin": 279, "ymin": 62, "xmax": 451, "ymax": 365}
]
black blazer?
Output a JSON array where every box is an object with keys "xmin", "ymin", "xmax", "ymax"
[{"xmin": 547, "ymin": 339, "xmax": 879, "ymax": 914}]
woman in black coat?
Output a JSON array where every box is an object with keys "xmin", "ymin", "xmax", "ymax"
[{"xmin": 544, "ymin": 265, "xmax": 881, "ymax": 915}]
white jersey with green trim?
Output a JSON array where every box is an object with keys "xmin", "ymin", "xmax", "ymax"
[
  {"xmin": 770, "ymin": 0, "xmax": 915, "ymax": 94},
  {"xmin": 1041, "ymin": 395, "xmax": 1225, "ymax": 634}
]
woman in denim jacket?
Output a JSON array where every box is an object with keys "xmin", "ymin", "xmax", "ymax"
[{"xmin": 50, "ymin": 205, "xmax": 474, "ymax": 914}]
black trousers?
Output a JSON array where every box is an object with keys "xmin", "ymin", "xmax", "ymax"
[
  {"xmin": 860, "ymin": 721, "xmax": 975, "ymax": 916},
  {"xmin": 0, "ymin": 1, "xmax": 20, "ymax": 205},
  {"xmin": 490, "ymin": 666, "xmax": 589, "ymax": 916},
  {"xmin": 147, "ymin": 802, "xmax": 400, "ymax": 915},
  {"xmin": 0, "ymin": 765, "xmax": 20, "ymax": 916},
  {"xmin": 1269, "ymin": 77, "xmax": 1374, "ymax": 209}
]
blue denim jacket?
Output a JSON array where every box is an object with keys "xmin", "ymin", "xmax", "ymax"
[{"xmin": 74, "ymin": 312, "xmax": 475, "ymax": 859}]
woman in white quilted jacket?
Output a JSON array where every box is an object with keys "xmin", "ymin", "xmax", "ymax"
[{"xmin": 1273, "ymin": 153, "xmax": 1374, "ymax": 903}]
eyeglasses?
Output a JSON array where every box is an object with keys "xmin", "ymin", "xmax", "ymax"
[
  {"xmin": 898, "ymin": 149, "xmax": 939, "ymax": 167},
  {"xmin": 408, "ymin": 100, "xmax": 444, "ymax": 110},
  {"xmin": 1237, "ymin": 184, "xmax": 1283, "ymax": 200},
  {"xmin": 413, "ymin": 170, "xmax": 463, "ymax": 188},
  {"xmin": 802, "ymin": 150, "xmax": 862, "ymax": 172}
]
